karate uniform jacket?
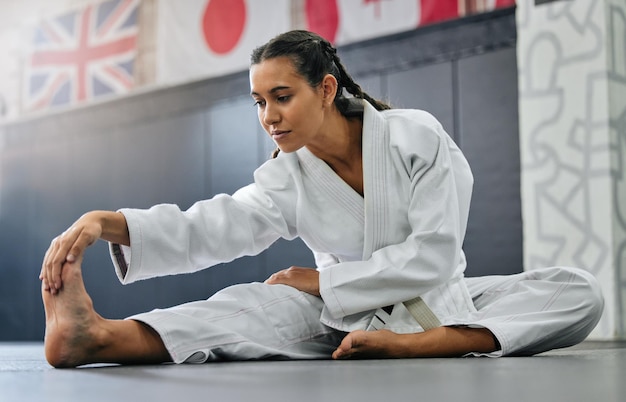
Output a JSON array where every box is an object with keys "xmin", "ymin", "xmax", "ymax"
[{"xmin": 110, "ymin": 100, "xmax": 478, "ymax": 334}]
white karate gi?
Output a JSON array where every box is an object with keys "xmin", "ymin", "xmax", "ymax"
[{"xmin": 109, "ymin": 101, "xmax": 604, "ymax": 363}]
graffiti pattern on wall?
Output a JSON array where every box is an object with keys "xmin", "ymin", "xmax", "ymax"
[
  {"xmin": 517, "ymin": 0, "xmax": 626, "ymax": 338},
  {"xmin": 608, "ymin": 0, "xmax": 626, "ymax": 335}
]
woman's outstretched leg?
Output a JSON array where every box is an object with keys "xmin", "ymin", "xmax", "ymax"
[{"xmin": 42, "ymin": 259, "xmax": 171, "ymax": 368}]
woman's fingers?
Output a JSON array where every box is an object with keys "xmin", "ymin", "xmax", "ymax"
[
  {"xmin": 42, "ymin": 227, "xmax": 83, "ymax": 293},
  {"xmin": 42, "ymin": 236, "xmax": 59, "ymax": 293},
  {"xmin": 65, "ymin": 226, "xmax": 98, "ymax": 263},
  {"xmin": 46, "ymin": 236, "xmax": 69, "ymax": 293},
  {"xmin": 40, "ymin": 238, "xmax": 59, "ymax": 291}
]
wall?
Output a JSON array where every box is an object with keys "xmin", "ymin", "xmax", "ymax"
[
  {"xmin": 609, "ymin": 0, "xmax": 626, "ymax": 337},
  {"xmin": 0, "ymin": 9, "xmax": 520, "ymax": 341},
  {"xmin": 516, "ymin": 0, "xmax": 625, "ymax": 339}
]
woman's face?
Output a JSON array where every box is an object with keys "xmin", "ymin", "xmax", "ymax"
[{"xmin": 250, "ymin": 57, "xmax": 328, "ymax": 153}]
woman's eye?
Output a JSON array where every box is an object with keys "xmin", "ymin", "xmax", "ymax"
[
  {"xmin": 277, "ymin": 95, "xmax": 290, "ymax": 103},
  {"xmin": 253, "ymin": 100, "xmax": 266, "ymax": 107}
]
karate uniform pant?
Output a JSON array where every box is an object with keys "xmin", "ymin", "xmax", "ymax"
[{"xmin": 128, "ymin": 266, "xmax": 604, "ymax": 363}]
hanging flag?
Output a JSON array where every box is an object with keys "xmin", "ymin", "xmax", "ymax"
[
  {"xmin": 420, "ymin": 0, "xmax": 458, "ymax": 26},
  {"xmin": 305, "ymin": 0, "xmax": 516, "ymax": 45},
  {"xmin": 156, "ymin": 0, "xmax": 291, "ymax": 86},
  {"xmin": 458, "ymin": 0, "xmax": 517, "ymax": 17},
  {"xmin": 305, "ymin": 0, "xmax": 420, "ymax": 45},
  {"xmin": 23, "ymin": 0, "xmax": 139, "ymax": 112}
]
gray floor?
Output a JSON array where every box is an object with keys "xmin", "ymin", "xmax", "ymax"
[{"xmin": 1, "ymin": 341, "xmax": 625, "ymax": 402}]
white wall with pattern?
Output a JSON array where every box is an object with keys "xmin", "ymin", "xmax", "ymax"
[{"xmin": 517, "ymin": 0, "xmax": 626, "ymax": 339}]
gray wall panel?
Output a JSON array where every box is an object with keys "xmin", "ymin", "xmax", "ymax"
[
  {"xmin": 386, "ymin": 62, "xmax": 455, "ymax": 138},
  {"xmin": 208, "ymin": 98, "xmax": 260, "ymax": 196},
  {"xmin": 0, "ymin": 147, "xmax": 40, "ymax": 340},
  {"xmin": 262, "ymin": 238, "xmax": 316, "ymax": 277},
  {"xmin": 353, "ymin": 74, "xmax": 384, "ymax": 102},
  {"xmin": 109, "ymin": 112, "xmax": 207, "ymax": 209},
  {"xmin": 457, "ymin": 48, "xmax": 522, "ymax": 276}
]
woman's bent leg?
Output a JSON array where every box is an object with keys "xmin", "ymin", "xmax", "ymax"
[
  {"xmin": 464, "ymin": 266, "xmax": 604, "ymax": 356},
  {"xmin": 42, "ymin": 260, "xmax": 171, "ymax": 368},
  {"xmin": 333, "ymin": 266, "xmax": 603, "ymax": 359}
]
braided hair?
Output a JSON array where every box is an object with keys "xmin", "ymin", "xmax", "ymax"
[{"xmin": 250, "ymin": 30, "xmax": 392, "ymax": 158}]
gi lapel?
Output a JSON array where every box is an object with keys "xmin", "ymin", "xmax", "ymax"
[
  {"xmin": 361, "ymin": 101, "xmax": 442, "ymax": 331},
  {"xmin": 361, "ymin": 100, "xmax": 389, "ymax": 261},
  {"xmin": 296, "ymin": 146, "xmax": 364, "ymax": 225}
]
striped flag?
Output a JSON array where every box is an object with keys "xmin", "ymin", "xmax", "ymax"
[{"xmin": 23, "ymin": 0, "xmax": 139, "ymax": 112}]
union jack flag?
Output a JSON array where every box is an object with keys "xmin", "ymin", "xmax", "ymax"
[{"xmin": 24, "ymin": 0, "xmax": 139, "ymax": 112}]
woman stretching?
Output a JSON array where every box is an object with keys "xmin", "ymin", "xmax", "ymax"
[{"xmin": 40, "ymin": 30, "xmax": 604, "ymax": 367}]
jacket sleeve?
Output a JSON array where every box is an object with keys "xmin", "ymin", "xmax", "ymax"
[
  {"xmin": 319, "ymin": 120, "xmax": 473, "ymax": 318},
  {"xmin": 109, "ymin": 159, "xmax": 299, "ymax": 284}
]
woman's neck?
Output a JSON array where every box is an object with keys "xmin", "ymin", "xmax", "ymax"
[
  {"xmin": 306, "ymin": 112, "xmax": 363, "ymax": 170},
  {"xmin": 307, "ymin": 112, "xmax": 365, "ymax": 196}
]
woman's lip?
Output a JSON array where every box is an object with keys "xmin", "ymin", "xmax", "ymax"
[{"xmin": 272, "ymin": 131, "xmax": 290, "ymax": 140}]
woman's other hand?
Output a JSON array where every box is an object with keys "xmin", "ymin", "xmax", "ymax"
[{"xmin": 265, "ymin": 266, "xmax": 320, "ymax": 296}]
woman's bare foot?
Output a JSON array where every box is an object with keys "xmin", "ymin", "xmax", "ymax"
[
  {"xmin": 332, "ymin": 327, "xmax": 499, "ymax": 359},
  {"xmin": 42, "ymin": 260, "xmax": 171, "ymax": 368},
  {"xmin": 41, "ymin": 259, "xmax": 108, "ymax": 368}
]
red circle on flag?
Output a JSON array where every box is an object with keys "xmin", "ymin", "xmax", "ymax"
[
  {"xmin": 305, "ymin": 0, "xmax": 339, "ymax": 44},
  {"xmin": 202, "ymin": 0, "xmax": 246, "ymax": 55}
]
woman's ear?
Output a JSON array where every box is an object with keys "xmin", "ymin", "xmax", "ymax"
[{"xmin": 321, "ymin": 74, "xmax": 338, "ymax": 107}]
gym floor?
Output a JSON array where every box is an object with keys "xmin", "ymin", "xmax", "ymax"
[{"xmin": 1, "ymin": 341, "xmax": 624, "ymax": 402}]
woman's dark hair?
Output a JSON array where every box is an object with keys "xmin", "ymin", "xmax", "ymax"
[{"xmin": 251, "ymin": 30, "xmax": 391, "ymax": 157}]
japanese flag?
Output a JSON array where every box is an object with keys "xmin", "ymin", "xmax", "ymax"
[{"xmin": 157, "ymin": 0, "xmax": 291, "ymax": 85}]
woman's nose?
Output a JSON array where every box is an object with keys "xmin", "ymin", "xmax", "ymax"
[{"xmin": 263, "ymin": 104, "xmax": 279, "ymax": 126}]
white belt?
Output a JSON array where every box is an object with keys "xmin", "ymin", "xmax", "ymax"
[
  {"xmin": 403, "ymin": 296, "xmax": 442, "ymax": 330},
  {"xmin": 367, "ymin": 296, "xmax": 441, "ymax": 331}
]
